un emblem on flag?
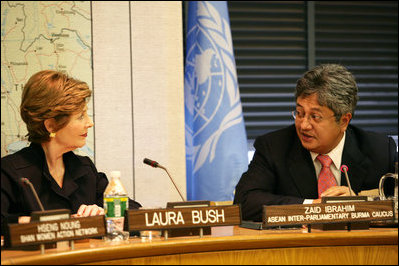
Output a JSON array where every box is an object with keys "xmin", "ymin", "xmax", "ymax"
[
  {"xmin": 185, "ymin": 34, "xmax": 224, "ymax": 139},
  {"xmin": 185, "ymin": 1, "xmax": 244, "ymax": 173}
]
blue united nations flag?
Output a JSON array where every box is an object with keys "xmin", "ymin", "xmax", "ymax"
[{"xmin": 184, "ymin": 1, "xmax": 248, "ymax": 201}]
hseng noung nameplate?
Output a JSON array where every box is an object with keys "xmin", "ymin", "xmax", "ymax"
[{"xmin": 7, "ymin": 215, "xmax": 106, "ymax": 247}]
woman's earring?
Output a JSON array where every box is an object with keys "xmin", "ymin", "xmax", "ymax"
[{"xmin": 49, "ymin": 132, "xmax": 56, "ymax": 138}]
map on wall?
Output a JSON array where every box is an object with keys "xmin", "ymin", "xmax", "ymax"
[{"xmin": 1, "ymin": 1, "xmax": 94, "ymax": 160}]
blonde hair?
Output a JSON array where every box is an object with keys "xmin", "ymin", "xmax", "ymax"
[{"xmin": 20, "ymin": 70, "xmax": 91, "ymax": 143}]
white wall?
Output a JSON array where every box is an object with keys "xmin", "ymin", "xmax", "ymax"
[
  {"xmin": 92, "ymin": 1, "xmax": 185, "ymax": 207},
  {"xmin": 92, "ymin": 1, "xmax": 134, "ymax": 201}
]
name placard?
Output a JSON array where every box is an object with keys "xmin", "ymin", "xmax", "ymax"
[
  {"xmin": 263, "ymin": 200, "xmax": 394, "ymax": 227},
  {"xmin": 125, "ymin": 205, "xmax": 241, "ymax": 231},
  {"xmin": 7, "ymin": 215, "xmax": 106, "ymax": 247}
]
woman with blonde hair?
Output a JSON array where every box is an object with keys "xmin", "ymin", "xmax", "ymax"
[{"xmin": 1, "ymin": 70, "xmax": 140, "ymax": 234}]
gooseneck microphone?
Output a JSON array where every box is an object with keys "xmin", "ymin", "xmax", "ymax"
[
  {"xmin": 20, "ymin": 177, "xmax": 45, "ymax": 211},
  {"xmin": 340, "ymin": 165, "xmax": 354, "ymax": 196},
  {"xmin": 143, "ymin": 158, "xmax": 186, "ymax": 202},
  {"xmin": 143, "ymin": 158, "xmax": 160, "ymax": 168}
]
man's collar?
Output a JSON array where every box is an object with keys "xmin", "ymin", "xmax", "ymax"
[{"xmin": 310, "ymin": 131, "xmax": 346, "ymax": 169}]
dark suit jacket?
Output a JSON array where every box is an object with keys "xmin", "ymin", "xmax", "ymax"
[
  {"xmin": 233, "ymin": 124, "xmax": 398, "ymax": 222},
  {"xmin": 1, "ymin": 142, "xmax": 141, "ymax": 235}
]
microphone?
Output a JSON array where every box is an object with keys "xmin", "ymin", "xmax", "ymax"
[
  {"xmin": 340, "ymin": 165, "xmax": 354, "ymax": 196},
  {"xmin": 20, "ymin": 177, "xmax": 45, "ymax": 211},
  {"xmin": 143, "ymin": 158, "xmax": 160, "ymax": 168},
  {"xmin": 143, "ymin": 158, "xmax": 186, "ymax": 201}
]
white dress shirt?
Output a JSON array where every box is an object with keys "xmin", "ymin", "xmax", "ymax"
[{"xmin": 303, "ymin": 131, "xmax": 346, "ymax": 204}]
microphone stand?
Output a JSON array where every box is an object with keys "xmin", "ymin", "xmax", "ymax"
[
  {"xmin": 341, "ymin": 167, "xmax": 354, "ymax": 196},
  {"xmin": 143, "ymin": 158, "xmax": 186, "ymax": 202},
  {"xmin": 157, "ymin": 165, "xmax": 186, "ymax": 202},
  {"xmin": 21, "ymin": 178, "xmax": 45, "ymax": 211}
]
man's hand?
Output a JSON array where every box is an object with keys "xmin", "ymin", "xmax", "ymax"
[
  {"xmin": 72, "ymin": 204, "xmax": 104, "ymax": 217},
  {"xmin": 320, "ymin": 186, "xmax": 355, "ymax": 197},
  {"xmin": 312, "ymin": 186, "xmax": 355, "ymax": 204}
]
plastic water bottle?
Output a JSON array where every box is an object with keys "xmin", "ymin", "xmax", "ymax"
[{"xmin": 103, "ymin": 171, "xmax": 129, "ymax": 241}]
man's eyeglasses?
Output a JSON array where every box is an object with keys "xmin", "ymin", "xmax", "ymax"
[{"xmin": 292, "ymin": 110, "xmax": 335, "ymax": 124}]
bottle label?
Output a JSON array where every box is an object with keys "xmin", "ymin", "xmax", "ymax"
[{"xmin": 104, "ymin": 196, "xmax": 128, "ymax": 218}]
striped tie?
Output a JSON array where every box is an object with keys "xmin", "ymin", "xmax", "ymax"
[{"xmin": 316, "ymin": 154, "xmax": 337, "ymax": 198}]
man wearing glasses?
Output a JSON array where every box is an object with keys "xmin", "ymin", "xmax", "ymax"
[{"xmin": 234, "ymin": 64, "xmax": 397, "ymax": 222}]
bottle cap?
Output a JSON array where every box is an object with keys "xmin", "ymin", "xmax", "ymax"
[{"xmin": 110, "ymin": 171, "xmax": 121, "ymax": 178}]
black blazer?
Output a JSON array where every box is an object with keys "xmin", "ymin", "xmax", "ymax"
[
  {"xmin": 1, "ymin": 142, "xmax": 141, "ymax": 234},
  {"xmin": 233, "ymin": 124, "xmax": 397, "ymax": 221}
]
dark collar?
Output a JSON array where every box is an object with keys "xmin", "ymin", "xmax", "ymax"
[
  {"xmin": 16, "ymin": 142, "xmax": 89, "ymax": 179},
  {"xmin": 12, "ymin": 142, "xmax": 90, "ymax": 197}
]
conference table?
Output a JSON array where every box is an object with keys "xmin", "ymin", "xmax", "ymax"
[{"xmin": 1, "ymin": 225, "xmax": 397, "ymax": 265}]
